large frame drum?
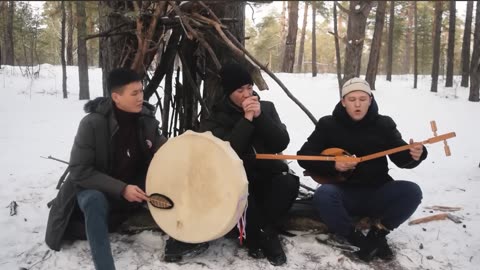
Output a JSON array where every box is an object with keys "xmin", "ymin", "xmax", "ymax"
[{"xmin": 146, "ymin": 130, "xmax": 248, "ymax": 243}]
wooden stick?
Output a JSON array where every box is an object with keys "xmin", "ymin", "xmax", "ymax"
[
  {"xmin": 424, "ymin": 205, "xmax": 462, "ymax": 212},
  {"xmin": 408, "ymin": 213, "xmax": 448, "ymax": 225}
]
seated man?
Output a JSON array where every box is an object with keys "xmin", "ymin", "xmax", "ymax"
[
  {"xmin": 200, "ymin": 63, "xmax": 299, "ymax": 266},
  {"xmin": 297, "ymin": 77, "xmax": 427, "ymax": 262},
  {"xmin": 45, "ymin": 68, "xmax": 170, "ymax": 270}
]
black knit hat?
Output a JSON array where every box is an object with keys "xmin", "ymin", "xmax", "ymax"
[{"xmin": 220, "ymin": 63, "xmax": 254, "ymax": 96}]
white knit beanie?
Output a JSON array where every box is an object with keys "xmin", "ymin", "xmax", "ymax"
[{"xmin": 341, "ymin": 77, "xmax": 372, "ymax": 97}]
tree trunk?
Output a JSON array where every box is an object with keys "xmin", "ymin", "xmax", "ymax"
[
  {"xmin": 404, "ymin": 2, "xmax": 414, "ymax": 74},
  {"xmin": 342, "ymin": 1, "xmax": 372, "ymax": 83},
  {"xmin": 281, "ymin": 1, "xmax": 299, "ymax": 73},
  {"xmin": 297, "ymin": 2, "xmax": 308, "ymax": 73},
  {"xmin": 469, "ymin": 0, "xmax": 480, "ymax": 101},
  {"xmin": 0, "ymin": 2, "xmax": 4, "ymax": 67},
  {"xmin": 77, "ymin": 1, "xmax": 90, "ymax": 100},
  {"xmin": 445, "ymin": 0, "xmax": 456, "ymax": 87},
  {"xmin": 461, "ymin": 1, "xmax": 474, "ymax": 87},
  {"xmin": 280, "ymin": 1, "xmax": 287, "ymax": 68},
  {"xmin": 98, "ymin": 1, "xmax": 134, "ymax": 97},
  {"xmin": 61, "ymin": 1, "xmax": 68, "ymax": 99},
  {"xmin": 386, "ymin": 1, "xmax": 395, "ymax": 81},
  {"xmin": 67, "ymin": 1, "xmax": 74, "ymax": 66},
  {"xmin": 312, "ymin": 2, "xmax": 318, "ymax": 77},
  {"xmin": 333, "ymin": 1, "xmax": 341, "ymax": 88},
  {"xmin": 365, "ymin": 1, "xmax": 387, "ymax": 91},
  {"xmin": 203, "ymin": 2, "xmax": 246, "ymax": 111},
  {"xmin": 413, "ymin": 1, "xmax": 418, "ymax": 89},
  {"xmin": 4, "ymin": 1, "xmax": 15, "ymax": 65},
  {"xmin": 431, "ymin": 1, "xmax": 443, "ymax": 93}
]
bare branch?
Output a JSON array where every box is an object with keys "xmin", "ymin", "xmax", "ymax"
[
  {"xmin": 336, "ymin": 2, "xmax": 350, "ymax": 15},
  {"xmin": 168, "ymin": 1, "xmax": 194, "ymax": 39}
]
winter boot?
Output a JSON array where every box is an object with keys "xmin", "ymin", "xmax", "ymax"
[
  {"xmin": 260, "ymin": 227, "xmax": 287, "ymax": 266},
  {"xmin": 245, "ymin": 228, "xmax": 266, "ymax": 259},
  {"xmin": 346, "ymin": 229, "xmax": 379, "ymax": 262},
  {"xmin": 163, "ymin": 238, "xmax": 209, "ymax": 262},
  {"xmin": 367, "ymin": 227, "xmax": 394, "ymax": 261}
]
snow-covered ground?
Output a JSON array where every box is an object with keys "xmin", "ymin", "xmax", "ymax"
[{"xmin": 0, "ymin": 65, "xmax": 479, "ymax": 270}]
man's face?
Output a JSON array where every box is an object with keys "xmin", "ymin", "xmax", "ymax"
[
  {"xmin": 341, "ymin": 90, "xmax": 372, "ymax": 121},
  {"xmin": 111, "ymin": 81, "xmax": 144, "ymax": 113},
  {"xmin": 229, "ymin": 84, "xmax": 253, "ymax": 108}
]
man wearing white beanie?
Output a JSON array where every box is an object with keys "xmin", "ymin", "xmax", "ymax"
[{"xmin": 297, "ymin": 77, "xmax": 428, "ymax": 262}]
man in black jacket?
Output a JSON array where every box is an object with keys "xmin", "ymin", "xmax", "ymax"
[
  {"xmin": 298, "ymin": 77, "xmax": 427, "ymax": 262},
  {"xmin": 45, "ymin": 68, "xmax": 172, "ymax": 270},
  {"xmin": 200, "ymin": 63, "xmax": 299, "ymax": 266}
]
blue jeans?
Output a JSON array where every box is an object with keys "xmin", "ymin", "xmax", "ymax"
[
  {"xmin": 312, "ymin": 180, "xmax": 422, "ymax": 236},
  {"xmin": 77, "ymin": 189, "xmax": 115, "ymax": 270}
]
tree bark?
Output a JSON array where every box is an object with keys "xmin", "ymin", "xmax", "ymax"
[
  {"xmin": 67, "ymin": 1, "xmax": 74, "ymax": 66},
  {"xmin": 333, "ymin": 1, "xmax": 341, "ymax": 89},
  {"xmin": 413, "ymin": 1, "xmax": 418, "ymax": 89},
  {"xmin": 404, "ymin": 2, "xmax": 414, "ymax": 74},
  {"xmin": 297, "ymin": 2, "xmax": 308, "ymax": 73},
  {"xmin": 461, "ymin": 1, "xmax": 474, "ymax": 87},
  {"xmin": 342, "ymin": 1, "xmax": 372, "ymax": 83},
  {"xmin": 386, "ymin": 1, "xmax": 395, "ymax": 81},
  {"xmin": 4, "ymin": 1, "xmax": 15, "ymax": 65},
  {"xmin": 468, "ymin": 0, "xmax": 480, "ymax": 101},
  {"xmin": 365, "ymin": 1, "xmax": 386, "ymax": 91},
  {"xmin": 281, "ymin": 1, "xmax": 299, "ymax": 73},
  {"xmin": 431, "ymin": 1, "xmax": 443, "ymax": 93},
  {"xmin": 203, "ymin": 2, "xmax": 246, "ymax": 111},
  {"xmin": 61, "ymin": 1, "xmax": 68, "ymax": 99},
  {"xmin": 77, "ymin": 1, "xmax": 90, "ymax": 100},
  {"xmin": 445, "ymin": 0, "xmax": 456, "ymax": 87},
  {"xmin": 280, "ymin": 1, "xmax": 287, "ymax": 68},
  {"xmin": 98, "ymin": 1, "xmax": 134, "ymax": 97},
  {"xmin": 312, "ymin": 2, "xmax": 318, "ymax": 77}
]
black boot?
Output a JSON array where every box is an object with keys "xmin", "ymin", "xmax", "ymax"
[
  {"xmin": 346, "ymin": 229, "xmax": 379, "ymax": 262},
  {"xmin": 246, "ymin": 239, "xmax": 265, "ymax": 259},
  {"xmin": 245, "ymin": 228, "xmax": 266, "ymax": 259},
  {"xmin": 164, "ymin": 238, "xmax": 209, "ymax": 262},
  {"xmin": 260, "ymin": 228, "xmax": 287, "ymax": 266},
  {"xmin": 367, "ymin": 227, "xmax": 394, "ymax": 261}
]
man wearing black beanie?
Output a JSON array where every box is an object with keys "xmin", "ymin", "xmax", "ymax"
[{"xmin": 200, "ymin": 63, "xmax": 299, "ymax": 266}]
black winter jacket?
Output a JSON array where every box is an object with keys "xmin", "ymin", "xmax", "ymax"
[
  {"xmin": 200, "ymin": 93, "xmax": 290, "ymax": 176},
  {"xmin": 45, "ymin": 97, "xmax": 166, "ymax": 251},
  {"xmin": 297, "ymin": 97, "xmax": 427, "ymax": 187}
]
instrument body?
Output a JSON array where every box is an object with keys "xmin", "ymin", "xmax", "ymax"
[{"xmin": 146, "ymin": 131, "xmax": 248, "ymax": 243}]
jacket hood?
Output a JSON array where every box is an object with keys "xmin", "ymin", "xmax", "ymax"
[
  {"xmin": 83, "ymin": 97, "xmax": 156, "ymax": 117},
  {"xmin": 332, "ymin": 95, "xmax": 379, "ymax": 127}
]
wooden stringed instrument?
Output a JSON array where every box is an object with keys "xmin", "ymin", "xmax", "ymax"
[{"xmin": 256, "ymin": 121, "xmax": 456, "ymax": 184}]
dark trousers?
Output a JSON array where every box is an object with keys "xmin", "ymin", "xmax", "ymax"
[
  {"xmin": 312, "ymin": 180, "xmax": 422, "ymax": 237},
  {"xmin": 68, "ymin": 190, "xmax": 142, "ymax": 270},
  {"xmin": 246, "ymin": 172, "xmax": 300, "ymax": 239}
]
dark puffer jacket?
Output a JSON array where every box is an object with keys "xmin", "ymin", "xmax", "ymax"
[
  {"xmin": 45, "ymin": 97, "xmax": 166, "ymax": 251},
  {"xmin": 200, "ymin": 92, "xmax": 290, "ymax": 176},
  {"xmin": 297, "ymin": 97, "xmax": 428, "ymax": 187}
]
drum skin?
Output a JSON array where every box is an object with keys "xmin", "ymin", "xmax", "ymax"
[{"xmin": 146, "ymin": 130, "xmax": 249, "ymax": 243}]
